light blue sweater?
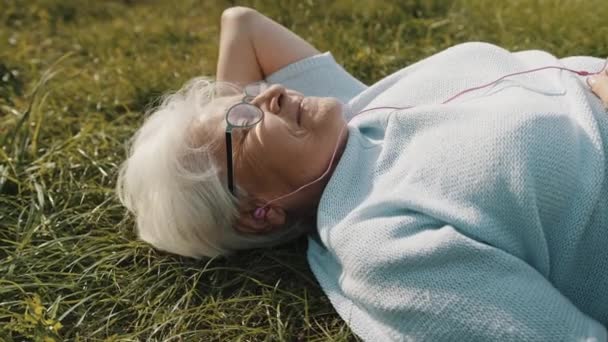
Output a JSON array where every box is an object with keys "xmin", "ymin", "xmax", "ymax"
[{"xmin": 266, "ymin": 43, "xmax": 608, "ymax": 341}]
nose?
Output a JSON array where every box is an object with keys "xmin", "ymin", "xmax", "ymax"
[{"xmin": 251, "ymin": 84, "xmax": 286, "ymax": 115}]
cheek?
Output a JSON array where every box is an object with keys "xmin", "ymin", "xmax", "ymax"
[
  {"xmin": 254, "ymin": 122, "xmax": 302, "ymax": 163},
  {"xmin": 319, "ymin": 99, "xmax": 345, "ymax": 128},
  {"xmin": 258, "ymin": 105, "xmax": 343, "ymax": 170}
]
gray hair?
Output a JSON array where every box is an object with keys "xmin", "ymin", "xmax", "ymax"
[{"xmin": 116, "ymin": 77, "xmax": 308, "ymax": 258}]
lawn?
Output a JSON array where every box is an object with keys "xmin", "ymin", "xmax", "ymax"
[{"xmin": 1, "ymin": 0, "xmax": 607, "ymax": 340}]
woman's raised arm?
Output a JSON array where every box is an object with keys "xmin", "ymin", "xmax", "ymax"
[{"xmin": 216, "ymin": 7, "xmax": 320, "ymax": 85}]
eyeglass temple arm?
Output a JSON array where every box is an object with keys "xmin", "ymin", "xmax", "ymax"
[{"xmin": 225, "ymin": 131, "xmax": 234, "ymax": 194}]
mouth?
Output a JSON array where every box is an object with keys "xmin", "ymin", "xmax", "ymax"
[{"xmin": 297, "ymin": 97, "xmax": 303, "ymax": 126}]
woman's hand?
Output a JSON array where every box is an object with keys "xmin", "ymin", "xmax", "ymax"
[
  {"xmin": 216, "ymin": 7, "xmax": 320, "ymax": 85},
  {"xmin": 587, "ymin": 68, "xmax": 608, "ymax": 109}
]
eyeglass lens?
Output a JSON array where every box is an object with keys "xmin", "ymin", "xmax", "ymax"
[
  {"xmin": 227, "ymin": 104, "xmax": 262, "ymax": 126},
  {"xmin": 226, "ymin": 82, "xmax": 268, "ymax": 127}
]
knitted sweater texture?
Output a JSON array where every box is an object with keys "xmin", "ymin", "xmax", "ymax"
[{"xmin": 266, "ymin": 43, "xmax": 608, "ymax": 341}]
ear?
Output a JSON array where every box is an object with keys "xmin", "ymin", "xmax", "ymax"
[{"xmin": 235, "ymin": 203, "xmax": 287, "ymax": 235}]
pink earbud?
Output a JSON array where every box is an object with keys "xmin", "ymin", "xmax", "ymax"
[{"xmin": 253, "ymin": 207, "xmax": 267, "ymax": 220}]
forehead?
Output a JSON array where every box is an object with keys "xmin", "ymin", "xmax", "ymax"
[
  {"xmin": 207, "ymin": 94, "xmax": 242, "ymax": 122},
  {"xmin": 187, "ymin": 94, "xmax": 241, "ymax": 150}
]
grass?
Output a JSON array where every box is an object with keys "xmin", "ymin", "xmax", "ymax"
[{"xmin": 1, "ymin": 0, "xmax": 607, "ymax": 340}]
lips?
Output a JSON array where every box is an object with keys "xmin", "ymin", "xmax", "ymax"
[{"xmin": 297, "ymin": 97, "xmax": 303, "ymax": 126}]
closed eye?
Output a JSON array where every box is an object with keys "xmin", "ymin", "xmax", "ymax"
[
  {"xmin": 235, "ymin": 127, "xmax": 250, "ymax": 142},
  {"xmin": 231, "ymin": 128, "xmax": 249, "ymax": 161}
]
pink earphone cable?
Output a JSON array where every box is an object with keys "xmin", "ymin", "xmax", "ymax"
[{"xmin": 256, "ymin": 57, "xmax": 608, "ymax": 215}]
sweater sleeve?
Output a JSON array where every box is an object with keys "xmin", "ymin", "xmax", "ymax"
[
  {"xmin": 310, "ymin": 224, "xmax": 608, "ymax": 342},
  {"xmin": 264, "ymin": 51, "xmax": 367, "ymax": 104}
]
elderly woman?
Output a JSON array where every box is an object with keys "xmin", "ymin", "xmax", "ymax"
[{"xmin": 117, "ymin": 7, "xmax": 608, "ymax": 341}]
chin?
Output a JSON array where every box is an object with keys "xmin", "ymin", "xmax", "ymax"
[
  {"xmin": 302, "ymin": 97, "xmax": 343, "ymax": 129},
  {"xmin": 320, "ymin": 98, "xmax": 348, "ymax": 143},
  {"xmin": 322, "ymin": 97, "xmax": 346, "ymax": 124}
]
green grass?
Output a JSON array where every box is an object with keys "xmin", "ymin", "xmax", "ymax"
[{"xmin": 1, "ymin": 0, "xmax": 607, "ymax": 340}]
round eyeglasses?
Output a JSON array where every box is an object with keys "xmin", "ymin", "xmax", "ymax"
[{"xmin": 224, "ymin": 82, "xmax": 269, "ymax": 195}]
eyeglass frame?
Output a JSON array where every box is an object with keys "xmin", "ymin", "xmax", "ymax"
[{"xmin": 224, "ymin": 83, "xmax": 267, "ymax": 195}]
